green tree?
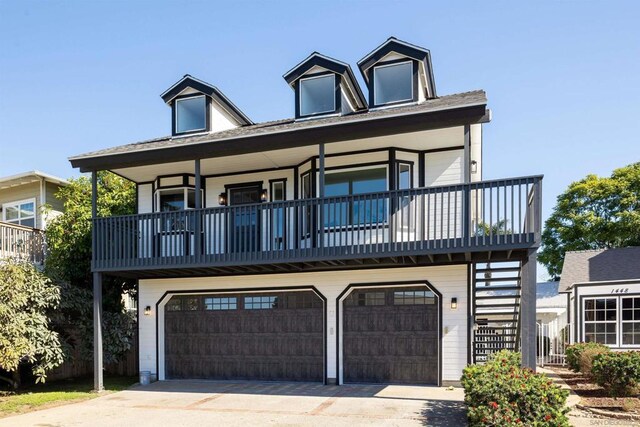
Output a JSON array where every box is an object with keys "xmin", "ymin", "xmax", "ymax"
[
  {"xmin": 539, "ymin": 162, "xmax": 640, "ymax": 278},
  {"xmin": 0, "ymin": 260, "xmax": 64, "ymax": 387},
  {"xmin": 44, "ymin": 171, "xmax": 137, "ymax": 364}
]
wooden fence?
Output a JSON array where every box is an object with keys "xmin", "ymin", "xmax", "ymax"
[{"xmin": 47, "ymin": 330, "xmax": 138, "ymax": 381}]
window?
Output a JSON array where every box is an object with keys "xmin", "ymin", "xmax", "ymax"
[
  {"xmin": 622, "ymin": 297, "xmax": 640, "ymax": 345},
  {"xmin": 285, "ymin": 293, "xmax": 321, "ymax": 309},
  {"xmin": 156, "ymin": 188, "xmax": 199, "ymax": 231},
  {"xmin": 204, "ymin": 297, "xmax": 237, "ymax": 311},
  {"xmin": 345, "ymin": 291, "xmax": 385, "ymax": 307},
  {"xmin": 584, "ymin": 297, "xmax": 618, "ymax": 345},
  {"xmin": 299, "ymin": 74, "xmax": 335, "ymax": 116},
  {"xmin": 175, "ymin": 95, "xmax": 206, "ymax": 133},
  {"xmin": 271, "ymin": 180, "xmax": 286, "ymax": 202},
  {"xmin": 166, "ymin": 298, "xmax": 182, "ymax": 311},
  {"xmin": 373, "ymin": 61, "xmax": 413, "ymax": 105},
  {"xmin": 397, "ymin": 162, "xmax": 412, "ymax": 190},
  {"xmin": 394, "ymin": 290, "xmax": 435, "ymax": 305},
  {"xmin": 324, "ymin": 167, "xmax": 387, "ymax": 227},
  {"xmin": 2, "ymin": 199, "xmax": 36, "ymax": 228},
  {"xmin": 244, "ymin": 296, "xmax": 278, "ymax": 310}
]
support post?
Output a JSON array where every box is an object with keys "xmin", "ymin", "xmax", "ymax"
[
  {"xmin": 91, "ymin": 171, "xmax": 104, "ymax": 391},
  {"xmin": 318, "ymin": 144, "xmax": 325, "ymax": 248},
  {"xmin": 520, "ymin": 249, "xmax": 537, "ymax": 371},
  {"xmin": 462, "ymin": 125, "xmax": 471, "ymax": 245},
  {"xmin": 194, "ymin": 159, "xmax": 202, "ymax": 209},
  {"xmin": 194, "ymin": 159, "xmax": 202, "ymax": 257}
]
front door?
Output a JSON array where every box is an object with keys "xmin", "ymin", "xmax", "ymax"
[{"xmin": 228, "ymin": 185, "xmax": 261, "ymax": 252}]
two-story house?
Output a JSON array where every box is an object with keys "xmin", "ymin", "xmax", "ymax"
[
  {"xmin": 69, "ymin": 37, "xmax": 542, "ymax": 390},
  {"xmin": 0, "ymin": 170, "xmax": 68, "ymax": 262}
]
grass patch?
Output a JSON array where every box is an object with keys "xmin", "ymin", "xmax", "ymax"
[{"xmin": 0, "ymin": 375, "xmax": 136, "ymax": 417}]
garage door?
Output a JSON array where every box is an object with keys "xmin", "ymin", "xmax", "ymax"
[
  {"xmin": 342, "ymin": 286, "xmax": 439, "ymax": 384},
  {"xmin": 164, "ymin": 290, "xmax": 324, "ymax": 381}
]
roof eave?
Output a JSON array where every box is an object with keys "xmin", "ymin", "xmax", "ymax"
[{"xmin": 69, "ymin": 102, "xmax": 489, "ymax": 174}]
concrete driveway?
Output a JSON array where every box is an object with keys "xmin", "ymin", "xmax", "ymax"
[{"xmin": 0, "ymin": 381, "xmax": 467, "ymax": 427}]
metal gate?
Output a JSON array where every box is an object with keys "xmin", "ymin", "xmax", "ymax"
[{"xmin": 537, "ymin": 318, "xmax": 570, "ymax": 367}]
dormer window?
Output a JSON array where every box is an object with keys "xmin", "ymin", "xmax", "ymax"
[
  {"xmin": 175, "ymin": 95, "xmax": 206, "ymax": 134},
  {"xmin": 358, "ymin": 37, "xmax": 437, "ymax": 108},
  {"xmin": 299, "ymin": 74, "xmax": 335, "ymax": 117},
  {"xmin": 284, "ymin": 53, "xmax": 367, "ymax": 120},
  {"xmin": 161, "ymin": 75, "xmax": 252, "ymax": 136},
  {"xmin": 373, "ymin": 61, "xmax": 413, "ymax": 106}
]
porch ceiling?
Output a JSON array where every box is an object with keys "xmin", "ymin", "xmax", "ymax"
[{"xmin": 111, "ymin": 126, "xmax": 464, "ymax": 183}]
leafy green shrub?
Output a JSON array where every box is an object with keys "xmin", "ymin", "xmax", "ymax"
[
  {"xmin": 591, "ymin": 351, "xmax": 640, "ymax": 397},
  {"xmin": 565, "ymin": 342, "xmax": 609, "ymax": 373},
  {"xmin": 461, "ymin": 350, "xmax": 569, "ymax": 426}
]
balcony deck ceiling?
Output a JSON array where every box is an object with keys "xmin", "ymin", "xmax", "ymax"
[{"xmin": 111, "ymin": 126, "xmax": 464, "ymax": 183}]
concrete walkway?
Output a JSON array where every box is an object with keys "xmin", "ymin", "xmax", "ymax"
[{"xmin": 0, "ymin": 381, "xmax": 467, "ymax": 427}]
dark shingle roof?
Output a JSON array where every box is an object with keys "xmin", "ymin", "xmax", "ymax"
[
  {"xmin": 69, "ymin": 90, "xmax": 486, "ymax": 161},
  {"xmin": 559, "ymin": 247, "xmax": 640, "ymax": 291}
]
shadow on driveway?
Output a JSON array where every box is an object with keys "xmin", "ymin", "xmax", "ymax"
[{"xmin": 420, "ymin": 398, "xmax": 467, "ymax": 426}]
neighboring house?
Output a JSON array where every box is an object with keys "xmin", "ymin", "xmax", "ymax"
[
  {"xmin": 536, "ymin": 281, "xmax": 569, "ymax": 365},
  {"xmin": 0, "ymin": 170, "xmax": 68, "ymax": 262},
  {"xmin": 562, "ymin": 247, "xmax": 640, "ymax": 350},
  {"xmin": 69, "ymin": 37, "xmax": 543, "ymax": 389},
  {"xmin": 537, "ymin": 281, "xmax": 567, "ymax": 324}
]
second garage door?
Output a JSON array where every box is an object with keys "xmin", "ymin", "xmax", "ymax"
[
  {"xmin": 164, "ymin": 290, "xmax": 324, "ymax": 382},
  {"xmin": 342, "ymin": 286, "xmax": 440, "ymax": 384}
]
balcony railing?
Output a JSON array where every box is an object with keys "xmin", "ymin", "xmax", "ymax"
[
  {"xmin": 92, "ymin": 175, "xmax": 542, "ymax": 272},
  {"xmin": 0, "ymin": 222, "xmax": 45, "ymax": 264}
]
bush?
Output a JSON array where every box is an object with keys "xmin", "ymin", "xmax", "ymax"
[
  {"xmin": 461, "ymin": 350, "xmax": 569, "ymax": 427},
  {"xmin": 565, "ymin": 342, "xmax": 609, "ymax": 373},
  {"xmin": 591, "ymin": 351, "xmax": 640, "ymax": 397},
  {"xmin": 578, "ymin": 346, "xmax": 610, "ymax": 376}
]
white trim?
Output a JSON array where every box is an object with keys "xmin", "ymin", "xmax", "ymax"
[
  {"xmin": 373, "ymin": 61, "xmax": 414, "ymax": 106},
  {"xmin": 298, "ymin": 74, "xmax": 336, "ymax": 117},
  {"xmin": 0, "ymin": 170, "xmax": 68, "ymax": 187},
  {"xmin": 358, "ymin": 38, "xmax": 430, "ymax": 68},
  {"xmin": 581, "ymin": 294, "xmax": 640, "ymax": 348},
  {"xmin": 283, "ymin": 52, "xmax": 351, "ymax": 82},
  {"xmin": 2, "ymin": 197, "xmax": 37, "ymax": 227},
  {"xmin": 174, "ymin": 95, "xmax": 207, "ymax": 134}
]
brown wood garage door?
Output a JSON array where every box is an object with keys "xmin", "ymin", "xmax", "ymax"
[
  {"xmin": 343, "ymin": 286, "xmax": 439, "ymax": 384},
  {"xmin": 165, "ymin": 291, "xmax": 323, "ymax": 382}
]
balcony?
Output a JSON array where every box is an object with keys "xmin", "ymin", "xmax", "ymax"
[
  {"xmin": 93, "ymin": 175, "xmax": 542, "ymax": 278},
  {"xmin": 0, "ymin": 222, "xmax": 45, "ymax": 264}
]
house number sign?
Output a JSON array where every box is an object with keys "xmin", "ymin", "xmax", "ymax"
[{"xmin": 610, "ymin": 288, "xmax": 630, "ymax": 294}]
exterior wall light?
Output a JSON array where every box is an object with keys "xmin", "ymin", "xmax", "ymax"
[
  {"xmin": 218, "ymin": 192, "xmax": 227, "ymax": 206},
  {"xmin": 144, "ymin": 306, "xmax": 152, "ymax": 316},
  {"xmin": 451, "ymin": 297, "xmax": 458, "ymax": 310},
  {"xmin": 470, "ymin": 160, "xmax": 478, "ymax": 174},
  {"xmin": 260, "ymin": 189, "xmax": 268, "ymax": 203}
]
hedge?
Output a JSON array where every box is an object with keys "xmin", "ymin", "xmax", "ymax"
[
  {"xmin": 565, "ymin": 342, "xmax": 609, "ymax": 373},
  {"xmin": 591, "ymin": 351, "xmax": 640, "ymax": 397},
  {"xmin": 461, "ymin": 350, "xmax": 569, "ymax": 426}
]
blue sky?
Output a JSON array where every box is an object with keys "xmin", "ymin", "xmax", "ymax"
[{"xmin": 1, "ymin": 1, "xmax": 639, "ymax": 277}]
